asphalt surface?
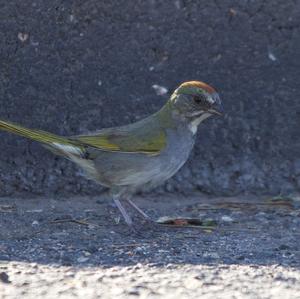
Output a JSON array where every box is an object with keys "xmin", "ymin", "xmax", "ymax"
[
  {"xmin": 0, "ymin": 1, "xmax": 299, "ymax": 196},
  {"xmin": 0, "ymin": 1, "xmax": 300, "ymax": 297},
  {"xmin": 0, "ymin": 194, "xmax": 299, "ymax": 298}
]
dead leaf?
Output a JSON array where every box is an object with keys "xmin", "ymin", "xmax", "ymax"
[
  {"xmin": 156, "ymin": 216, "xmax": 217, "ymax": 228},
  {"xmin": 0, "ymin": 205, "xmax": 16, "ymax": 212},
  {"xmin": 173, "ymin": 219, "xmax": 188, "ymax": 226}
]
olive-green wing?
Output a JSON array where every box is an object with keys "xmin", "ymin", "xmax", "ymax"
[
  {"xmin": 72, "ymin": 128, "xmax": 167, "ymax": 155},
  {"xmin": 0, "ymin": 118, "xmax": 166, "ymax": 157}
]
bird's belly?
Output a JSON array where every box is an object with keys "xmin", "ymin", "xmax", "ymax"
[
  {"xmin": 92, "ymin": 152, "xmax": 171, "ymax": 187},
  {"xmin": 90, "ymin": 131, "xmax": 195, "ymax": 188}
]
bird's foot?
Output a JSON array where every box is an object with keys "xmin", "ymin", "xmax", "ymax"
[{"xmin": 112, "ymin": 196, "xmax": 166, "ymax": 236}]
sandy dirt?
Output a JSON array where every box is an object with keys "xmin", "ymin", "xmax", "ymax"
[{"xmin": 0, "ymin": 193, "xmax": 299, "ymax": 298}]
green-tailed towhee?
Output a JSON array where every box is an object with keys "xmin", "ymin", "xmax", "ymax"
[{"xmin": 0, "ymin": 81, "xmax": 222, "ymax": 227}]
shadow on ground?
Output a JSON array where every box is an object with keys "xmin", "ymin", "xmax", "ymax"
[{"xmin": 0, "ymin": 194, "xmax": 299, "ymax": 268}]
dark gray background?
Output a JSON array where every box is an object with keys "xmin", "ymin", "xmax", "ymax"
[{"xmin": 0, "ymin": 0, "xmax": 299, "ymax": 196}]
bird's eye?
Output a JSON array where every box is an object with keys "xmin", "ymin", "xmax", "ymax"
[{"xmin": 193, "ymin": 95, "xmax": 204, "ymax": 104}]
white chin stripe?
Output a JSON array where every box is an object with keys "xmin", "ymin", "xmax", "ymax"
[
  {"xmin": 52, "ymin": 142, "xmax": 82, "ymax": 155},
  {"xmin": 207, "ymin": 97, "xmax": 215, "ymax": 105},
  {"xmin": 189, "ymin": 113, "xmax": 211, "ymax": 134}
]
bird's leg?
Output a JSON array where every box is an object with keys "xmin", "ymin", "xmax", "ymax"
[
  {"xmin": 113, "ymin": 197, "xmax": 133, "ymax": 226},
  {"xmin": 125, "ymin": 198, "xmax": 152, "ymax": 221}
]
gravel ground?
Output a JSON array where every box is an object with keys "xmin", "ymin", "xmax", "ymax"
[{"xmin": 0, "ymin": 194, "xmax": 300, "ymax": 298}]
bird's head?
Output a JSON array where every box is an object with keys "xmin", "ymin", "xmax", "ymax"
[{"xmin": 169, "ymin": 81, "xmax": 222, "ymax": 121}]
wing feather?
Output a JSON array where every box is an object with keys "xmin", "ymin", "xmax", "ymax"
[
  {"xmin": 74, "ymin": 130, "xmax": 166, "ymax": 155},
  {"xmin": 72, "ymin": 120, "xmax": 167, "ymax": 155}
]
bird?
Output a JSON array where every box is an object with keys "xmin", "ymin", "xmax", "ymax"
[{"xmin": 0, "ymin": 81, "xmax": 222, "ymax": 228}]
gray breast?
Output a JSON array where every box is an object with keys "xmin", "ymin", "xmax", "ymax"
[{"xmin": 146, "ymin": 126, "xmax": 196, "ymax": 187}]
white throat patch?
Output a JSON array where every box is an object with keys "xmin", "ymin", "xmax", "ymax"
[{"xmin": 188, "ymin": 113, "xmax": 211, "ymax": 134}]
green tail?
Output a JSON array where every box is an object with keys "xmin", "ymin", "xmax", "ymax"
[{"xmin": 0, "ymin": 119, "xmax": 80, "ymax": 152}]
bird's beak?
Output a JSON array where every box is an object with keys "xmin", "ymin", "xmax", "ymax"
[
  {"xmin": 208, "ymin": 92, "xmax": 223, "ymax": 116},
  {"xmin": 207, "ymin": 108, "xmax": 223, "ymax": 116}
]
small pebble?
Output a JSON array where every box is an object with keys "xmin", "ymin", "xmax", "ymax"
[
  {"xmin": 32, "ymin": 220, "xmax": 39, "ymax": 226},
  {"xmin": 77, "ymin": 256, "xmax": 89, "ymax": 263},
  {"xmin": 127, "ymin": 287, "xmax": 140, "ymax": 295},
  {"xmin": 0, "ymin": 272, "xmax": 11, "ymax": 284},
  {"xmin": 152, "ymin": 84, "xmax": 168, "ymax": 96},
  {"xmin": 278, "ymin": 244, "xmax": 291, "ymax": 251},
  {"xmin": 83, "ymin": 251, "xmax": 91, "ymax": 257},
  {"xmin": 268, "ymin": 50, "xmax": 277, "ymax": 61},
  {"xmin": 221, "ymin": 215, "xmax": 234, "ymax": 222},
  {"xmin": 203, "ymin": 252, "xmax": 220, "ymax": 259},
  {"xmin": 18, "ymin": 32, "xmax": 29, "ymax": 42}
]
